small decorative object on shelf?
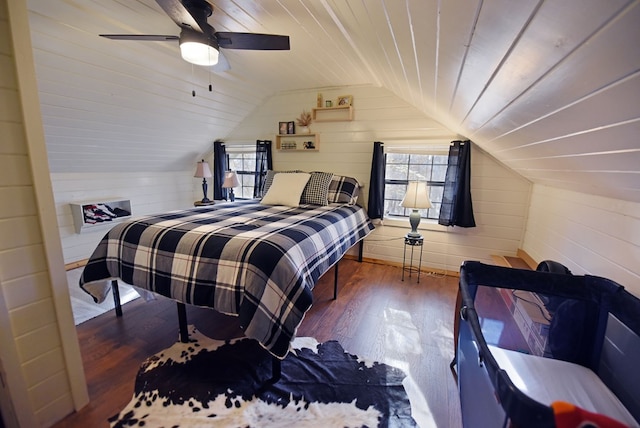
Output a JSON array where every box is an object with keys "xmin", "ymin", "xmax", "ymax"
[
  {"xmin": 281, "ymin": 141, "xmax": 298, "ymax": 150},
  {"xmin": 337, "ymin": 94, "xmax": 353, "ymax": 106},
  {"xmin": 317, "ymin": 92, "xmax": 323, "ymax": 107},
  {"xmin": 326, "ymin": 100, "xmax": 332, "ymax": 107},
  {"xmin": 287, "ymin": 121, "xmax": 295, "ymax": 134},
  {"xmin": 275, "ymin": 133, "xmax": 319, "ymax": 151},
  {"xmin": 279, "ymin": 121, "xmax": 287, "ymax": 134},
  {"xmin": 296, "ymin": 109, "xmax": 312, "ymax": 134},
  {"xmin": 70, "ymin": 199, "xmax": 132, "ymax": 233}
]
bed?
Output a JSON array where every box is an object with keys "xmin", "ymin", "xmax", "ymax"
[{"xmin": 80, "ymin": 174, "xmax": 374, "ymax": 360}]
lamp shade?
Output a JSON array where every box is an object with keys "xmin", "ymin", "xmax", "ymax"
[
  {"xmin": 179, "ymin": 29, "xmax": 219, "ymax": 66},
  {"xmin": 194, "ymin": 160, "xmax": 212, "ymax": 178},
  {"xmin": 222, "ymin": 171, "xmax": 240, "ymax": 188},
  {"xmin": 400, "ymin": 182, "xmax": 432, "ymax": 209}
]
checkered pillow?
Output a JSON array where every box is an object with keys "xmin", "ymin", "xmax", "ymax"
[
  {"xmin": 300, "ymin": 172, "xmax": 334, "ymax": 205},
  {"xmin": 328, "ymin": 175, "xmax": 360, "ymax": 204}
]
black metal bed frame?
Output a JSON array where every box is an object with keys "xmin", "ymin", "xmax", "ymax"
[{"xmin": 108, "ymin": 240, "xmax": 365, "ymax": 384}]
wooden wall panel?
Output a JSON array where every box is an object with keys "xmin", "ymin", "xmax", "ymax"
[
  {"xmin": 52, "ymin": 170, "xmax": 203, "ymax": 264},
  {"xmin": 523, "ymin": 185, "xmax": 640, "ymax": 297},
  {"xmin": 226, "ymin": 85, "xmax": 532, "ymax": 273},
  {"xmin": 1, "ymin": 0, "xmax": 87, "ymax": 425}
]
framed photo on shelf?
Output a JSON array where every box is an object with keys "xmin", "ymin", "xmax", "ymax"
[
  {"xmin": 287, "ymin": 121, "xmax": 295, "ymax": 134},
  {"xmin": 279, "ymin": 122, "xmax": 288, "ymax": 135},
  {"xmin": 337, "ymin": 95, "xmax": 353, "ymax": 106}
]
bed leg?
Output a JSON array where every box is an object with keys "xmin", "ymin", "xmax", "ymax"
[
  {"xmin": 270, "ymin": 357, "xmax": 282, "ymax": 383},
  {"xmin": 333, "ymin": 260, "xmax": 339, "ymax": 300},
  {"xmin": 358, "ymin": 240, "xmax": 364, "ymax": 262},
  {"xmin": 177, "ymin": 302, "xmax": 189, "ymax": 343},
  {"xmin": 111, "ymin": 280, "xmax": 122, "ymax": 317}
]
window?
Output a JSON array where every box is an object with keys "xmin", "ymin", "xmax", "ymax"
[
  {"xmin": 226, "ymin": 147, "xmax": 256, "ymax": 199},
  {"xmin": 384, "ymin": 152, "xmax": 448, "ymax": 220}
]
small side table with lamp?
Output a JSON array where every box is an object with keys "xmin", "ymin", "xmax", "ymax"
[
  {"xmin": 222, "ymin": 170, "xmax": 240, "ymax": 202},
  {"xmin": 194, "ymin": 159, "xmax": 214, "ymax": 206},
  {"xmin": 400, "ymin": 181, "xmax": 432, "ymax": 283}
]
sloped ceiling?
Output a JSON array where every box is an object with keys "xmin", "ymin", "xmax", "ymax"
[{"xmin": 26, "ymin": 0, "xmax": 640, "ymax": 202}]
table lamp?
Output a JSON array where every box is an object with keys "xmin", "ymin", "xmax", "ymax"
[
  {"xmin": 194, "ymin": 159, "xmax": 213, "ymax": 203},
  {"xmin": 400, "ymin": 181, "xmax": 432, "ymax": 238},
  {"xmin": 222, "ymin": 171, "xmax": 240, "ymax": 201}
]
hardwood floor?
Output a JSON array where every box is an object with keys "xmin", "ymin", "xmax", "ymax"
[{"xmin": 53, "ymin": 259, "xmax": 462, "ymax": 427}]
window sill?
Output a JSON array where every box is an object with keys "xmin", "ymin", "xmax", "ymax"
[{"xmin": 382, "ymin": 216, "xmax": 448, "ymax": 233}]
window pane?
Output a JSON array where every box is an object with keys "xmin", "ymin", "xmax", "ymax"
[
  {"xmin": 432, "ymin": 165, "xmax": 447, "ymax": 181},
  {"xmin": 385, "ymin": 198, "xmax": 405, "ymax": 217},
  {"xmin": 384, "ymin": 150, "xmax": 446, "ymax": 220},
  {"xmin": 227, "ymin": 151, "xmax": 256, "ymax": 199},
  {"xmin": 386, "ymin": 164, "xmax": 409, "ymax": 181},
  {"xmin": 408, "ymin": 164, "xmax": 429, "ymax": 181},
  {"xmin": 385, "ymin": 183, "xmax": 407, "ymax": 201},
  {"xmin": 387, "ymin": 153, "xmax": 409, "ymax": 163}
]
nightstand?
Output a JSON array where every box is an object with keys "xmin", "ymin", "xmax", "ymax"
[
  {"xmin": 194, "ymin": 200, "xmax": 215, "ymax": 207},
  {"xmin": 402, "ymin": 235, "xmax": 424, "ymax": 283}
]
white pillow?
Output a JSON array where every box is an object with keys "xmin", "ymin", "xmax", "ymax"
[{"xmin": 260, "ymin": 173, "xmax": 311, "ymax": 206}]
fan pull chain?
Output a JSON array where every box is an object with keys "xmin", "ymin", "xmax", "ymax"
[
  {"xmin": 191, "ymin": 64, "xmax": 196, "ymax": 97},
  {"xmin": 208, "ymin": 51, "xmax": 213, "ymax": 92}
]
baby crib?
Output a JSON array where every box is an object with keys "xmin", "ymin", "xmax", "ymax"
[{"xmin": 456, "ymin": 260, "xmax": 640, "ymax": 427}]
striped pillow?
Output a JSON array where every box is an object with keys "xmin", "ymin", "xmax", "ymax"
[{"xmin": 300, "ymin": 172, "xmax": 334, "ymax": 206}]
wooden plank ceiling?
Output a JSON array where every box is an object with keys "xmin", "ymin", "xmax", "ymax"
[{"xmin": 26, "ymin": 0, "xmax": 640, "ymax": 203}]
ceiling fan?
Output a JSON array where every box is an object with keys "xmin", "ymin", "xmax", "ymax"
[{"xmin": 100, "ymin": 0, "xmax": 290, "ymax": 67}]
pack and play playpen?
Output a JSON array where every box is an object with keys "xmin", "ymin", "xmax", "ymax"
[{"xmin": 457, "ymin": 261, "xmax": 640, "ymax": 427}]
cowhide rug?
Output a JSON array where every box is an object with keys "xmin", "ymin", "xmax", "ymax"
[{"xmin": 110, "ymin": 326, "xmax": 418, "ymax": 427}]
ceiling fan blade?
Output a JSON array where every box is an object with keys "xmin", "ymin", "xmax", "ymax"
[
  {"xmin": 155, "ymin": 0, "xmax": 210, "ymax": 34},
  {"xmin": 100, "ymin": 34, "xmax": 179, "ymax": 41},
  {"xmin": 215, "ymin": 32, "xmax": 290, "ymax": 50},
  {"xmin": 212, "ymin": 51, "xmax": 230, "ymax": 72}
]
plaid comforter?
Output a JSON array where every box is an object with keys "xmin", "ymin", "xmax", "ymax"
[{"xmin": 80, "ymin": 200, "xmax": 375, "ymax": 358}]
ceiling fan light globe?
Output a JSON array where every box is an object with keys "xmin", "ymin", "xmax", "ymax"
[{"xmin": 180, "ymin": 41, "xmax": 219, "ymax": 66}]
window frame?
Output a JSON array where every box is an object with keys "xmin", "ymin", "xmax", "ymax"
[
  {"xmin": 383, "ymin": 147, "xmax": 449, "ymax": 224},
  {"xmin": 225, "ymin": 145, "xmax": 257, "ymax": 200}
]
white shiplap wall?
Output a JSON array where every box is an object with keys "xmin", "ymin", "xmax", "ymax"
[
  {"xmin": 53, "ymin": 170, "xmax": 206, "ymax": 264},
  {"xmin": 523, "ymin": 185, "xmax": 640, "ymax": 297},
  {"xmin": 226, "ymin": 85, "xmax": 532, "ymax": 273},
  {"xmin": 1, "ymin": 0, "xmax": 86, "ymax": 426}
]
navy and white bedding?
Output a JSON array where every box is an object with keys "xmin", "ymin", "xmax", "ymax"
[{"xmin": 80, "ymin": 200, "xmax": 375, "ymax": 358}]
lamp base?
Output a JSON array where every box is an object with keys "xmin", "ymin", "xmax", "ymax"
[
  {"xmin": 201, "ymin": 178, "xmax": 210, "ymax": 203},
  {"xmin": 407, "ymin": 209, "xmax": 422, "ymax": 238},
  {"xmin": 228, "ymin": 189, "xmax": 235, "ymax": 202}
]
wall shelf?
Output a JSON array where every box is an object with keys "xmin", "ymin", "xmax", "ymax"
[
  {"xmin": 312, "ymin": 105, "xmax": 353, "ymax": 122},
  {"xmin": 70, "ymin": 199, "xmax": 132, "ymax": 234},
  {"xmin": 275, "ymin": 133, "xmax": 319, "ymax": 151}
]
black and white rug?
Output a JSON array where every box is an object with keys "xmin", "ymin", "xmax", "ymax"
[{"xmin": 110, "ymin": 326, "xmax": 418, "ymax": 427}]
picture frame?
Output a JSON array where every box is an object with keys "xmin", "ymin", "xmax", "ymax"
[
  {"xmin": 279, "ymin": 122, "xmax": 288, "ymax": 135},
  {"xmin": 287, "ymin": 121, "xmax": 295, "ymax": 134},
  {"xmin": 337, "ymin": 95, "xmax": 353, "ymax": 106}
]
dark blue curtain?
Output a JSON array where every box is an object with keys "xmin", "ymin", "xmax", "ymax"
[
  {"xmin": 213, "ymin": 140, "xmax": 227, "ymax": 201},
  {"xmin": 367, "ymin": 141, "xmax": 385, "ymax": 219},
  {"xmin": 438, "ymin": 140, "xmax": 476, "ymax": 227},
  {"xmin": 254, "ymin": 140, "xmax": 273, "ymax": 198}
]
